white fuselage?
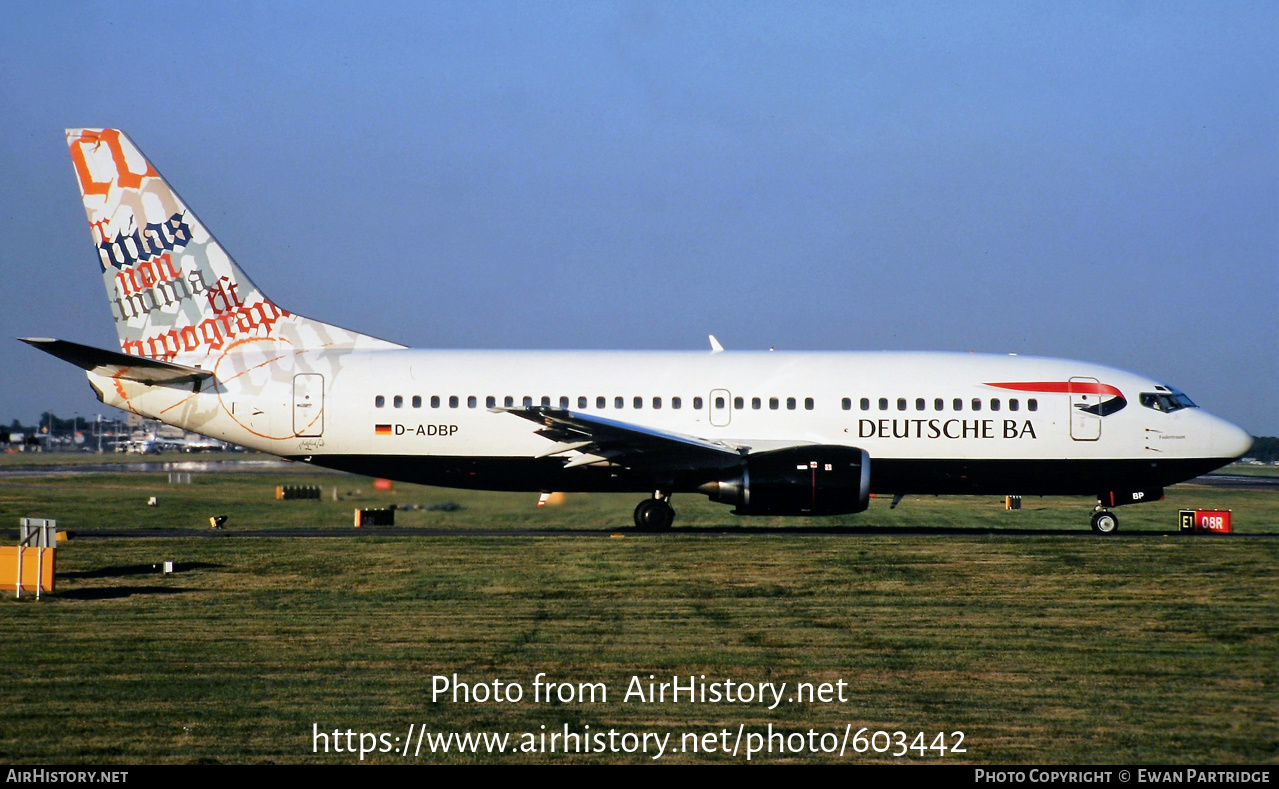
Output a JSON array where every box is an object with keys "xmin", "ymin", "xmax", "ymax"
[{"xmin": 89, "ymin": 347, "xmax": 1252, "ymax": 498}]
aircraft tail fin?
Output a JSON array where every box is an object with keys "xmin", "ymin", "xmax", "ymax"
[{"xmin": 66, "ymin": 129, "xmax": 402, "ymax": 363}]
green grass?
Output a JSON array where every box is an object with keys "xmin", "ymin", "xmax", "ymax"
[
  {"xmin": 0, "ymin": 466, "xmax": 1275, "ymax": 764},
  {"xmin": 0, "ymin": 450, "xmax": 247, "ymax": 467},
  {"xmin": 1, "ymin": 460, "xmax": 1275, "ymax": 534},
  {"xmin": 1218, "ymin": 462, "xmax": 1279, "ymax": 478}
]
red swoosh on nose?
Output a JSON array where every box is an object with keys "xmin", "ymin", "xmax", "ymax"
[{"xmin": 983, "ymin": 381, "xmax": 1124, "ymax": 397}]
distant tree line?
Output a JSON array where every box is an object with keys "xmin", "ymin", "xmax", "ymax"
[
  {"xmin": 6, "ymin": 414, "xmax": 85, "ymax": 436},
  {"xmin": 1249, "ymin": 436, "xmax": 1279, "ymax": 463},
  {"xmin": 3, "ymin": 413, "xmax": 125, "ymax": 442}
]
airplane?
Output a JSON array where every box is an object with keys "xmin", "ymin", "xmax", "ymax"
[
  {"xmin": 119, "ymin": 429, "xmax": 229, "ymax": 454},
  {"xmin": 23, "ymin": 129, "xmax": 1254, "ymax": 533}
]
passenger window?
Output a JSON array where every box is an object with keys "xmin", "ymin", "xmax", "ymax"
[
  {"xmin": 879, "ymin": 398, "xmax": 889, "ymax": 411},
  {"xmin": 468, "ymin": 396, "xmax": 477, "ymax": 408},
  {"xmin": 523, "ymin": 396, "xmax": 533, "ymax": 407},
  {"xmin": 804, "ymin": 397, "xmax": 814, "ymax": 410},
  {"xmin": 842, "ymin": 398, "xmax": 851, "ymax": 411},
  {"xmin": 578, "ymin": 396, "xmax": 587, "ymax": 409},
  {"xmin": 787, "ymin": 397, "xmax": 796, "ymax": 410},
  {"xmin": 541, "ymin": 396, "xmax": 551, "ymax": 407},
  {"xmin": 971, "ymin": 398, "xmax": 981, "ymax": 412},
  {"xmin": 449, "ymin": 396, "xmax": 459, "ymax": 408},
  {"xmin": 504, "ymin": 396, "xmax": 513, "ymax": 408},
  {"xmin": 596, "ymin": 396, "xmax": 606, "ymax": 409},
  {"xmin": 693, "ymin": 397, "xmax": 703, "ymax": 410},
  {"xmin": 916, "ymin": 398, "xmax": 926, "ymax": 411},
  {"xmin": 897, "ymin": 398, "xmax": 907, "ymax": 411},
  {"xmin": 615, "ymin": 397, "xmax": 624, "ymax": 409},
  {"xmin": 953, "ymin": 398, "xmax": 962, "ymax": 411},
  {"xmin": 393, "ymin": 395, "xmax": 403, "ymax": 408},
  {"xmin": 559, "ymin": 396, "xmax": 569, "ymax": 408},
  {"xmin": 734, "ymin": 397, "xmax": 744, "ymax": 409},
  {"xmin": 653, "ymin": 397, "xmax": 662, "ymax": 409},
  {"xmin": 634, "ymin": 396, "xmax": 643, "ymax": 409},
  {"xmin": 991, "ymin": 398, "xmax": 1000, "ymax": 412},
  {"xmin": 770, "ymin": 397, "xmax": 779, "ymax": 410},
  {"xmin": 412, "ymin": 395, "xmax": 422, "ymax": 408},
  {"xmin": 1009, "ymin": 399, "xmax": 1019, "ymax": 412},
  {"xmin": 375, "ymin": 395, "xmax": 385, "ymax": 408},
  {"xmin": 754, "ymin": 397, "xmax": 763, "ymax": 410},
  {"xmin": 860, "ymin": 398, "xmax": 870, "ymax": 411},
  {"xmin": 934, "ymin": 398, "xmax": 944, "ymax": 411},
  {"xmin": 1028, "ymin": 399, "xmax": 1038, "ymax": 412},
  {"xmin": 486, "ymin": 396, "xmax": 496, "ymax": 408},
  {"xmin": 672, "ymin": 397, "xmax": 682, "ymax": 409},
  {"xmin": 715, "ymin": 396, "xmax": 725, "ymax": 409}
]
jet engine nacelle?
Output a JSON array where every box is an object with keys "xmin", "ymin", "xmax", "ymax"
[{"xmin": 700, "ymin": 445, "xmax": 871, "ymax": 515}]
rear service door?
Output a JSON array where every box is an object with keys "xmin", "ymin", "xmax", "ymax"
[{"xmin": 293, "ymin": 373, "xmax": 324, "ymax": 437}]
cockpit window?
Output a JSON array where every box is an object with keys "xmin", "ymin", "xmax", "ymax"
[{"xmin": 1139, "ymin": 389, "xmax": 1197, "ymax": 413}]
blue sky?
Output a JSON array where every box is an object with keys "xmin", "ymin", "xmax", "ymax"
[{"xmin": 2, "ymin": 1, "xmax": 1275, "ymax": 435}]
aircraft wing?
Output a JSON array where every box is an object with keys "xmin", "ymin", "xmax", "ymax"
[
  {"xmin": 498, "ymin": 407, "xmax": 748, "ymax": 471},
  {"xmin": 20, "ymin": 338, "xmax": 214, "ymax": 386}
]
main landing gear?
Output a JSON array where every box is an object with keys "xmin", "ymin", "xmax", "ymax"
[
  {"xmin": 1091, "ymin": 508, "xmax": 1119, "ymax": 535},
  {"xmin": 633, "ymin": 493, "xmax": 675, "ymax": 532}
]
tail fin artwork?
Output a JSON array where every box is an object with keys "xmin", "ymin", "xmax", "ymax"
[{"xmin": 66, "ymin": 129, "xmax": 401, "ymax": 364}]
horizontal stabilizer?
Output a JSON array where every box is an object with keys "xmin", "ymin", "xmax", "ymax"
[{"xmin": 20, "ymin": 338, "xmax": 214, "ymax": 385}]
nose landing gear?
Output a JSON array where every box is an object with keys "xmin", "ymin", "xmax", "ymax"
[{"xmin": 1091, "ymin": 508, "xmax": 1119, "ymax": 535}]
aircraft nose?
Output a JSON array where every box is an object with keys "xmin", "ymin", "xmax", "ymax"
[{"xmin": 1213, "ymin": 417, "xmax": 1253, "ymax": 460}]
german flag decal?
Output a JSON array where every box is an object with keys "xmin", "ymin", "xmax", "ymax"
[{"xmin": 375, "ymin": 424, "xmax": 393, "ymax": 436}]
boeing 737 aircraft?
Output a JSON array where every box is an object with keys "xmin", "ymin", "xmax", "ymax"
[{"xmin": 23, "ymin": 129, "xmax": 1253, "ymax": 533}]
